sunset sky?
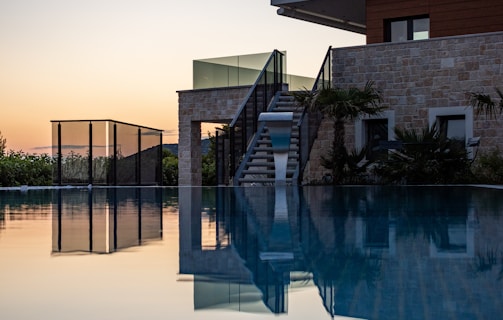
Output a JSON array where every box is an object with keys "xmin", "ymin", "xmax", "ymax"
[{"xmin": 0, "ymin": 0, "xmax": 364, "ymax": 153}]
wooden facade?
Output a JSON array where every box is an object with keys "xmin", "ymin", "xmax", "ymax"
[{"xmin": 366, "ymin": 0, "xmax": 503, "ymax": 44}]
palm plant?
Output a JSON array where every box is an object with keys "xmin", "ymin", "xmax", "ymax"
[
  {"xmin": 294, "ymin": 81, "xmax": 384, "ymax": 184},
  {"xmin": 374, "ymin": 123, "xmax": 472, "ymax": 184},
  {"xmin": 469, "ymin": 87, "xmax": 503, "ymax": 118}
]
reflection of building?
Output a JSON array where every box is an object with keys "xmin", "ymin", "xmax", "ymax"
[
  {"xmin": 52, "ymin": 188, "xmax": 162, "ymax": 254},
  {"xmin": 51, "ymin": 120, "xmax": 162, "ymax": 186},
  {"xmin": 178, "ymin": 187, "xmax": 302, "ymax": 314},
  {"xmin": 180, "ymin": 185, "xmax": 503, "ymax": 319}
]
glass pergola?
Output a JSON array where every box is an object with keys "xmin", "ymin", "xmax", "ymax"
[{"xmin": 51, "ymin": 120, "xmax": 163, "ymax": 186}]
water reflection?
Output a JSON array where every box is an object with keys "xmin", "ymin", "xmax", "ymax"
[
  {"xmin": 2, "ymin": 185, "xmax": 503, "ymax": 319},
  {"xmin": 179, "ymin": 185, "xmax": 503, "ymax": 319},
  {"xmin": 52, "ymin": 188, "xmax": 163, "ymax": 254}
]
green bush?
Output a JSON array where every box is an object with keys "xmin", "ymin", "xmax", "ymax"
[
  {"xmin": 162, "ymin": 149, "xmax": 178, "ymax": 186},
  {"xmin": 0, "ymin": 151, "xmax": 54, "ymax": 187},
  {"xmin": 472, "ymin": 148, "xmax": 503, "ymax": 184}
]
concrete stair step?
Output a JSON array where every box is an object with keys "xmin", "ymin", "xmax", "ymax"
[
  {"xmin": 238, "ymin": 177, "xmax": 294, "ymax": 184},
  {"xmin": 257, "ymin": 138, "xmax": 299, "ymax": 144},
  {"xmin": 253, "ymin": 146, "xmax": 299, "ymax": 152},
  {"xmin": 242, "ymin": 169, "xmax": 296, "ymax": 175},
  {"xmin": 249, "ymin": 154, "xmax": 299, "ymax": 160},
  {"xmin": 246, "ymin": 161, "xmax": 297, "ymax": 167}
]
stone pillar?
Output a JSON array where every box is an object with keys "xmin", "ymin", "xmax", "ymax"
[{"xmin": 178, "ymin": 119, "xmax": 201, "ymax": 186}]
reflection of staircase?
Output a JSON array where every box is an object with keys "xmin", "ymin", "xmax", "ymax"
[{"xmin": 236, "ymin": 92, "xmax": 302, "ymax": 186}]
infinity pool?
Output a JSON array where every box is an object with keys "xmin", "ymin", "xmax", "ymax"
[{"xmin": 1, "ymin": 185, "xmax": 503, "ymax": 319}]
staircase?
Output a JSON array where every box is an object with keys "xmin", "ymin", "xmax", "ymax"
[{"xmin": 235, "ymin": 92, "xmax": 302, "ymax": 186}]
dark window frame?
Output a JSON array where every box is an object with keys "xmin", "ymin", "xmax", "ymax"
[
  {"xmin": 384, "ymin": 15, "xmax": 429, "ymax": 42},
  {"xmin": 437, "ymin": 114, "xmax": 466, "ymax": 149},
  {"xmin": 365, "ymin": 118, "xmax": 388, "ymax": 161}
]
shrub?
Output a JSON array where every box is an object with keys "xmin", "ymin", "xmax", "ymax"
[
  {"xmin": 472, "ymin": 148, "xmax": 503, "ymax": 184},
  {"xmin": 0, "ymin": 151, "xmax": 53, "ymax": 187},
  {"xmin": 162, "ymin": 149, "xmax": 178, "ymax": 186},
  {"xmin": 373, "ymin": 124, "xmax": 473, "ymax": 184}
]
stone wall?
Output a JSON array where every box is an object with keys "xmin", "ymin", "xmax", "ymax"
[
  {"xmin": 304, "ymin": 31, "xmax": 503, "ymax": 184},
  {"xmin": 177, "ymin": 86, "xmax": 250, "ymax": 186}
]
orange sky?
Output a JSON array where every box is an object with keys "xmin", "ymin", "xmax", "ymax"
[{"xmin": 0, "ymin": 0, "xmax": 364, "ymax": 153}]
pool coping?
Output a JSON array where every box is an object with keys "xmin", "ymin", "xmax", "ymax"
[{"xmin": 1, "ymin": 184, "xmax": 503, "ymax": 191}]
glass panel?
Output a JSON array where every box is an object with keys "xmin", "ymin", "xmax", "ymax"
[
  {"xmin": 366, "ymin": 119, "xmax": 388, "ymax": 161},
  {"xmin": 391, "ymin": 20, "xmax": 408, "ymax": 42},
  {"xmin": 51, "ymin": 122, "xmax": 59, "ymax": 184},
  {"xmin": 115, "ymin": 122, "xmax": 139, "ymax": 185},
  {"xmin": 439, "ymin": 115, "xmax": 465, "ymax": 141},
  {"xmin": 446, "ymin": 119, "xmax": 465, "ymax": 141},
  {"xmin": 108, "ymin": 123, "xmax": 115, "ymax": 184},
  {"xmin": 140, "ymin": 128, "xmax": 161, "ymax": 185},
  {"xmin": 59, "ymin": 122, "xmax": 90, "ymax": 185},
  {"xmin": 286, "ymin": 74, "xmax": 315, "ymax": 91},
  {"xmin": 413, "ymin": 18, "xmax": 430, "ymax": 40},
  {"xmin": 193, "ymin": 53, "xmax": 269, "ymax": 89},
  {"xmin": 90, "ymin": 121, "xmax": 108, "ymax": 185},
  {"xmin": 193, "ymin": 60, "xmax": 238, "ymax": 89},
  {"xmin": 192, "ymin": 52, "xmax": 290, "ymax": 89}
]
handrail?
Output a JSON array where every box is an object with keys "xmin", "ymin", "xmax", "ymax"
[
  {"xmin": 312, "ymin": 45, "xmax": 332, "ymax": 91},
  {"xmin": 293, "ymin": 46, "xmax": 332, "ymax": 183},
  {"xmin": 229, "ymin": 50, "xmax": 284, "ymax": 127},
  {"xmin": 227, "ymin": 50, "xmax": 285, "ymax": 183}
]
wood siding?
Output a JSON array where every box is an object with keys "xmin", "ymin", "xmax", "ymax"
[{"xmin": 366, "ymin": 0, "xmax": 503, "ymax": 43}]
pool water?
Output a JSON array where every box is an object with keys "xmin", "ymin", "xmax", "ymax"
[{"xmin": 1, "ymin": 185, "xmax": 503, "ymax": 319}]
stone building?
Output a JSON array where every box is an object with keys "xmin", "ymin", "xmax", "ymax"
[
  {"xmin": 274, "ymin": 0, "xmax": 503, "ymax": 183},
  {"xmin": 178, "ymin": 1, "xmax": 503, "ymax": 186}
]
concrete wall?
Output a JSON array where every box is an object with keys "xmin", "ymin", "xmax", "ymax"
[
  {"xmin": 177, "ymin": 86, "xmax": 250, "ymax": 186},
  {"xmin": 305, "ymin": 31, "xmax": 503, "ymax": 184}
]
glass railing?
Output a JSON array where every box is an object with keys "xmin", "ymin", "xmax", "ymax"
[
  {"xmin": 193, "ymin": 52, "xmax": 273, "ymax": 89},
  {"xmin": 312, "ymin": 46, "xmax": 332, "ymax": 91},
  {"xmin": 193, "ymin": 51, "xmax": 313, "ymax": 90}
]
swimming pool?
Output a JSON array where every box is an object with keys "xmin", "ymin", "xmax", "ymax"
[{"xmin": 1, "ymin": 185, "xmax": 502, "ymax": 319}]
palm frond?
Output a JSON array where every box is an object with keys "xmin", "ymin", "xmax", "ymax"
[
  {"xmin": 469, "ymin": 91, "xmax": 498, "ymax": 118},
  {"xmin": 496, "ymin": 88, "xmax": 503, "ymax": 109}
]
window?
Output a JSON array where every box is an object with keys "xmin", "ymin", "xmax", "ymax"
[
  {"xmin": 428, "ymin": 106, "xmax": 474, "ymax": 157},
  {"xmin": 438, "ymin": 115, "xmax": 466, "ymax": 149},
  {"xmin": 355, "ymin": 111, "xmax": 395, "ymax": 161},
  {"xmin": 365, "ymin": 119, "xmax": 388, "ymax": 161},
  {"xmin": 385, "ymin": 16, "xmax": 429, "ymax": 42}
]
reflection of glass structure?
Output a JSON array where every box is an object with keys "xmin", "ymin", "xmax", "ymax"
[
  {"xmin": 51, "ymin": 120, "xmax": 163, "ymax": 186},
  {"xmin": 52, "ymin": 188, "xmax": 162, "ymax": 254}
]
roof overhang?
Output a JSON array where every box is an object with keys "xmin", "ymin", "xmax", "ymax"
[{"xmin": 271, "ymin": 0, "xmax": 366, "ymax": 34}]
